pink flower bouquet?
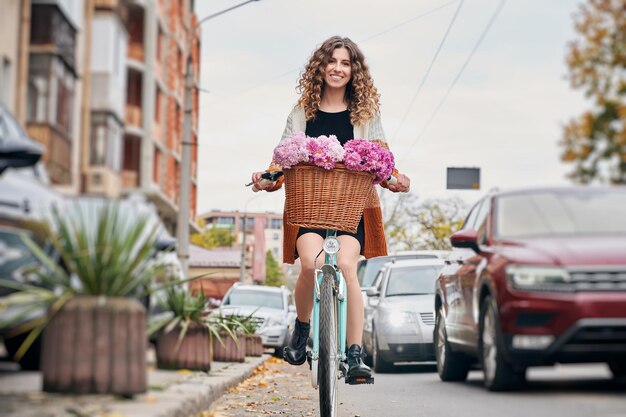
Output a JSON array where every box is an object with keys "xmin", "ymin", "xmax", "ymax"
[
  {"xmin": 273, "ymin": 132, "xmax": 344, "ymax": 170},
  {"xmin": 273, "ymin": 133, "xmax": 395, "ymax": 183},
  {"xmin": 343, "ymin": 139, "xmax": 395, "ymax": 184}
]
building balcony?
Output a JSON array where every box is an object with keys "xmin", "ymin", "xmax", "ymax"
[
  {"xmin": 157, "ymin": 0, "xmax": 166, "ymax": 20},
  {"xmin": 153, "ymin": 121, "xmax": 163, "ymax": 144},
  {"xmin": 121, "ymin": 170, "xmax": 139, "ymax": 188},
  {"xmin": 26, "ymin": 123, "xmax": 72, "ymax": 185},
  {"xmin": 127, "ymin": 42, "xmax": 145, "ymax": 62},
  {"xmin": 155, "ymin": 60, "xmax": 164, "ymax": 82},
  {"xmin": 95, "ymin": 0, "xmax": 121, "ymax": 9},
  {"xmin": 125, "ymin": 104, "xmax": 142, "ymax": 128},
  {"xmin": 84, "ymin": 166, "xmax": 121, "ymax": 198}
]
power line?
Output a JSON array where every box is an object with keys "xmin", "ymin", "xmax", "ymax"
[
  {"xmin": 360, "ymin": 0, "xmax": 459, "ymax": 43},
  {"xmin": 399, "ymin": 0, "xmax": 508, "ymax": 165},
  {"xmin": 389, "ymin": 0, "xmax": 465, "ymax": 145},
  {"xmin": 204, "ymin": 0, "xmax": 460, "ymax": 102}
]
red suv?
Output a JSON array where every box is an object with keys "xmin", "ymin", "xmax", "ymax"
[{"xmin": 434, "ymin": 186, "xmax": 626, "ymax": 391}]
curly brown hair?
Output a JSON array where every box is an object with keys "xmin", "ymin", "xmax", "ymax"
[{"xmin": 296, "ymin": 36, "xmax": 380, "ymax": 126}]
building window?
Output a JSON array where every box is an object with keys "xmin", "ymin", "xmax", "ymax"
[
  {"xmin": 268, "ymin": 218, "xmax": 282, "ymax": 230},
  {"xmin": 240, "ymin": 217, "xmax": 255, "ymax": 229},
  {"xmin": 156, "ymin": 26, "xmax": 164, "ymax": 64},
  {"xmin": 53, "ymin": 58, "xmax": 74, "ymax": 136},
  {"xmin": 1, "ymin": 57, "xmax": 11, "ymax": 106},
  {"xmin": 26, "ymin": 54, "xmax": 76, "ymax": 139},
  {"xmin": 273, "ymin": 233, "xmax": 280, "ymax": 240},
  {"xmin": 30, "ymin": 4, "xmax": 76, "ymax": 68},
  {"xmin": 213, "ymin": 217, "xmax": 235, "ymax": 228},
  {"xmin": 155, "ymin": 86, "xmax": 162, "ymax": 123},
  {"xmin": 90, "ymin": 112, "xmax": 122, "ymax": 171},
  {"xmin": 123, "ymin": 134, "xmax": 141, "ymax": 172},
  {"xmin": 153, "ymin": 147, "xmax": 162, "ymax": 185}
]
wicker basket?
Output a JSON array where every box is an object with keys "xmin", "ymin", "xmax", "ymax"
[{"xmin": 283, "ymin": 163, "xmax": 375, "ymax": 233}]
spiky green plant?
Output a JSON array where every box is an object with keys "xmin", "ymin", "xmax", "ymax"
[
  {"xmin": 228, "ymin": 312, "xmax": 263, "ymax": 336},
  {"xmin": 147, "ymin": 287, "xmax": 238, "ymax": 351},
  {"xmin": 0, "ymin": 201, "xmax": 166, "ymax": 359}
]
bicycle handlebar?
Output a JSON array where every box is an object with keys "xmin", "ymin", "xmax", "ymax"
[{"xmin": 247, "ymin": 171, "xmax": 397, "ymax": 191}]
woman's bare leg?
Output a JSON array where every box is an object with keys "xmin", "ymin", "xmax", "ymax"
[
  {"xmin": 294, "ymin": 233, "xmax": 324, "ymax": 322},
  {"xmin": 336, "ymin": 236, "xmax": 363, "ymax": 346}
]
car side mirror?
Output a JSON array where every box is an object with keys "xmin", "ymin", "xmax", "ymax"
[
  {"xmin": 450, "ymin": 229, "xmax": 481, "ymax": 254},
  {"xmin": 0, "ymin": 139, "xmax": 43, "ymax": 175},
  {"xmin": 365, "ymin": 287, "xmax": 380, "ymax": 297},
  {"xmin": 288, "ymin": 304, "xmax": 296, "ymax": 313},
  {"xmin": 155, "ymin": 237, "xmax": 177, "ymax": 252}
]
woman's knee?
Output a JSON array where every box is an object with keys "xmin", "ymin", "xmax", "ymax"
[
  {"xmin": 337, "ymin": 259, "xmax": 358, "ymax": 285},
  {"xmin": 298, "ymin": 258, "xmax": 317, "ymax": 281}
]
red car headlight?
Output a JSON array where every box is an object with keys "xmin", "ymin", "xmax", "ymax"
[{"xmin": 506, "ymin": 265, "xmax": 572, "ymax": 292}]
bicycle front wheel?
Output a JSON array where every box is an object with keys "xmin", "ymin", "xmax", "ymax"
[{"xmin": 318, "ymin": 269, "xmax": 339, "ymax": 417}]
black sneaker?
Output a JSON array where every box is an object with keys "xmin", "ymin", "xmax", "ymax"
[
  {"xmin": 283, "ymin": 319, "xmax": 310, "ymax": 366},
  {"xmin": 346, "ymin": 344, "xmax": 372, "ymax": 379}
]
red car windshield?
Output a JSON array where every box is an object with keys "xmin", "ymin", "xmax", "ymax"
[{"xmin": 495, "ymin": 189, "xmax": 626, "ymax": 238}]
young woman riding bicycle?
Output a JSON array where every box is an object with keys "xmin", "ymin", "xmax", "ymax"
[{"xmin": 251, "ymin": 36, "xmax": 410, "ymax": 381}]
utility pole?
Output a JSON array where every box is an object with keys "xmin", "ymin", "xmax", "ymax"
[
  {"xmin": 239, "ymin": 194, "xmax": 260, "ymax": 283},
  {"xmin": 177, "ymin": 0, "xmax": 262, "ymax": 277},
  {"xmin": 239, "ymin": 214, "xmax": 247, "ymax": 283},
  {"xmin": 177, "ymin": 57, "xmax": 193, "ymax": 275}
]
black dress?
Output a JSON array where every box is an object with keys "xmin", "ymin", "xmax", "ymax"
[{"xmin": 296, "ymin": 109, "xmax": 366, "ymax": 253}]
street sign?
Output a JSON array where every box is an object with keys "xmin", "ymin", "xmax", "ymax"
[{"xmin": 447, "ymin": 167, "xmax": 480, "ymax": 190}]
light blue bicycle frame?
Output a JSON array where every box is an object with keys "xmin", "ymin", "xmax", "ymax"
[{"xmin": 310, "ymin": 230, "xmax": 347, "ymax": 388}]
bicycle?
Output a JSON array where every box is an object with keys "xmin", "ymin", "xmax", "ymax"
[
  {"xmin": 248, "ymin": 170, "xmax": 385, "ymax": 417},
  {"xmin": 310, "ymin": 228, "xmax": 375, "ymax": 417}
]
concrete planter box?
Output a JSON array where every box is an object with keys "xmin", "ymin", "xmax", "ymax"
[
  {"xmin": 156, "ymin": 322, "xmax": 212, "ymax": 371},
  {"xmin": 41, "ymin": 296, "xmax": 147, "ymax": 396},
  {"xmin": 211, "ymin": 332, "xmax": 245, "ymax": 362},
  {"xmin": 244, "ymin": 334, "xmax": 264, "ymax": 357}
]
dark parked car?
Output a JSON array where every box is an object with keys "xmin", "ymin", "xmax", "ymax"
[
  {"xmin": 0, "ymin": 105, "xmax": 181, "ymax": 369},
  {"xmin": 434, "ymin": 186, "xmax": 626, "ymax": 391},
  {"xmin": 0, "ymin": 105, "xmax": 63, "ymax": 369}
]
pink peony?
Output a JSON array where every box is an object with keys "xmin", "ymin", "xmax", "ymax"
[
  {"xmin": 272, "ymin": 131, "xmax": 310, "ymax": 168},
  {"xmin": 343, "ymin": 139, "xmax": 395, "ymax": 184},
  {"xmin": 306, "ymin": 135, "xmax": 344, "ymax": 170}
]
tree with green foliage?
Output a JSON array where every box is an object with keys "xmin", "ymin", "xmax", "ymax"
[
  {"xmin": 381, "ymin": 190, "xmax": 467, "ymax": 251},
  {"xmin": 190, "ymin": 218, "xmax": 235, "ymax": 249},
  {"xmin": 561, "ymin": 0, "xmax": 626, "ymax": 183},
  {"xmin": 264, "ymin": 250, "xmax": 284, "ymax": 287},
  {"xmin": 409, "ymin": 199, "xmax": 466, "ymax": 250}
]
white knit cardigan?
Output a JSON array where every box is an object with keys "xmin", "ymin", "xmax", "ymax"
[{"xmin": 278, "ymin": 105, "xmax": 387, "ymax": 143}]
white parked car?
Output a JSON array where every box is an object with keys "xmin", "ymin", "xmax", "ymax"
[
  {"xmin": 219, "ymin": 284, "xmax": 296, "ymax": 354},
  {"xmin": 362, "ymin": 258, "xmax": 445, "ymax": 372}
]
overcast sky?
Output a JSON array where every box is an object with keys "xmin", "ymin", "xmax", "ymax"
[{"xmin": 193, "ymin": 0, "xmax": 586, "ymax": 216}]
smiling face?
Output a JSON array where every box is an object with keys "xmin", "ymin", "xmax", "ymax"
[{"xmin": 323, "ymin": 47, "xmax": 352, "ymax": 90}]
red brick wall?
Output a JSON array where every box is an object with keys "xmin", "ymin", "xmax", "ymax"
[{"xmin": 156, "ymin": 0, "xmax": 200, "ymax": 218}]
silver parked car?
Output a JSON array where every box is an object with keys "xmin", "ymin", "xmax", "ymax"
[
  {"xmin": 219, "ymin": 284, "xmax": 296, "ymax": 354},
  {"xmin": 362, "ymin": 258, "xmax": 445, "ymax": 372}
]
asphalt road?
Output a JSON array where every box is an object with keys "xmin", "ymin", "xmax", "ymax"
[{"xmin": 208, "ymin": 359, "xmax": 626, "ymax": 417}]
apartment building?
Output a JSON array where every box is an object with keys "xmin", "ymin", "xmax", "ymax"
[
  {"xmin": 197, "ymin": 210, "xmax": 284, "ymax": 283},
  {"xmin": 2, "ymin": 0, "xmax": 200, "ymax": 234},
  {"xmin": 0, "ymin": 1, "xmax": 22, "ymax": 112}
]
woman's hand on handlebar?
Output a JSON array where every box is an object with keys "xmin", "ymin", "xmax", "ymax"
[
  {"xmin": 247, "ymin": 171, "xmax": 283, "ymax": 191},
  {"xmin": 387, "ymin": 173, "xmax": 410, "ymax": 193},
  {"xmin": 250, "ymin": 171, "xmax": 276, "ymax": 191}
]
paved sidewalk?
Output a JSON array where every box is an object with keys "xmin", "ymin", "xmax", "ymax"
[{"xmin": 0, "ymin": 355, "xmax": 269, "ymax": 417}]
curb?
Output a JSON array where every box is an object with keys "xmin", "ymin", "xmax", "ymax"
[
  {"xmin": 0, "ymin": 355, "xmax": 270, "ymax": 417},
  {"xmin": 123, "ymin": 355, "xmax": 269, "ymax": 417}
]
